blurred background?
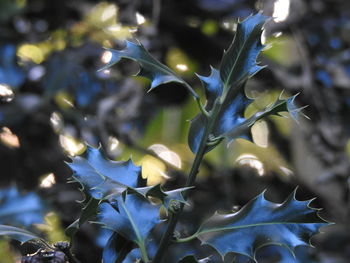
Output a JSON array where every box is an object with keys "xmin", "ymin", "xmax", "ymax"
[{"xmin": 0, "ymin": 0, "xmax": 350, "ymax": 262}]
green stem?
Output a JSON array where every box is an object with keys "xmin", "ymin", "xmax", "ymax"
[
  {"xmin": 152, "ymin": 100, "xmax": 222, "ymax": 263},
  {"xmin": 174, "ymin": 233, "xmax": 198, "ymax": 243},
  {"xmin": 139, "ymin": 241, "xmax": 150, "ymax": 263}
]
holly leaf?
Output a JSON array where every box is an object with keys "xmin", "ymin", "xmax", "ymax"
[
  {"xmin": 188, "ymin": 14, "xmax": 269, "ymax": 153},
  {"xmin": 99, "ymin": 41, "xmax": 197, "ymax": 96},
  {"xmin": 98, "ymin": 194, "xmax": 160, "ymax": 257},
  {"xmin": 188, "ymin": 69, "xmax": 252, "ymax": 153},
  {"xmin": 67, "ymin": 146, "xmax": 142, "ymax": 200},
  {"xmin": 67, "ymin": 146, "xmax": 191, "ymax": 209},
  {"xmin": 220, "ymin": 13, "xmax": 269, "ymax": 90},
  {"xmin": 188, "ymin": 16, "xmax": 307, "ymax": 153},
  {"xmin": 0, "ymin": 186, "xmax": 45, "ymax": 227},
  {"xmin": 188, "ymin": 189, "xmax": 329, "ymax": 261},
  {"xmin": 0, "ymin": 225, "xmax": 44, "ymax": 244},
  {"xmin": 225, "ymin": 93, "xmax": 308, "ymax": 142}
]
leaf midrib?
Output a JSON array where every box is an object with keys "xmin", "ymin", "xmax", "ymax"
[
  {"xmin": 120, "ymin": 49, "xmax": 184, "ymax": 83},
  {"xmin": 222, "ymin": 23, "xmax": 262, "ymax": 90},
  {"xmin": 119, "ymin": 198, "xmax": 144, "ymax": 246},
  {"xmin": 197, "ymin": 220, "xmax": 318, "ymax": 237}
]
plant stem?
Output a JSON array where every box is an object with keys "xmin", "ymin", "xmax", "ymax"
[
  {"xmin": 139, "ymin": 241, "xmax": 150, "ymax": 263},
  {"xmin": 152, "ymin": 100, "xmax": 222, "ymax": 263}
]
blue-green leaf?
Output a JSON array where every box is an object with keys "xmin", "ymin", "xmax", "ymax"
[
  {"xmin": 67, "ymin": 146, "xmax": 190, "ymax": 208},
  {"xmin": 220, "ymin": 13, "xmax": 269, "ymax": 90},
  {"xmin": 189, "ymin": 189, "xmax": 329, "ymax": 261},
  {"xmin": 188, "ymin": 13, "xmax": 269, "ymax": 153},
  {"xmin": 67, "ymin": 146, "xmax": 141, "ymax": 200},
  {"xmin": 98, "ymin": 194, "xmax": 160, "ymax": 250},
  {"xmin": 189, "ymin": 68, "xmax": 252, "ymax": 153},
  {"xmin": 99, "ymin": 41, "xmax": 196, "ymax": 96},
  {"xmin": 225, "ymin": 93, "xmax": 308, "ymax": 142}
]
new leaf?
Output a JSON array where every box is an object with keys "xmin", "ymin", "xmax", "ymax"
[{"xmin": 188, "ymin": 14, "xmax": 307, "ymax": 153}]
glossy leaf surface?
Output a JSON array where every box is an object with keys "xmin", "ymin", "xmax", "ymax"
[
  {"xmin": 220, "ymin": 13, "xmax": 268, "ymax": 90},
  {"xmin": 188, "ymin": 14, "xmax": 311, "ymax": 154},
  {"xmin": 225, "ymin": 93, "xmax": 307, "ymax": 142},
  {"xmin": 188, "ymin": 14, "xmax": 269, "ymax": 153},
  {"xmin": 68, "ymin": 146, "xmax": 190, "ymax": 208},
  {"xmin": 192, "ymin": 190, "xmax": 328, "ymax": 260},
  {"xmin": 98, "ymin": 194, "xmax": 160, "ymax": 248},
  {"xmin": 68, "ymin": 146, "xmax": 141, "ymax": 199}
]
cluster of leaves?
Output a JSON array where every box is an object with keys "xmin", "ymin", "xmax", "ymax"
[{"xmin": 0, "ymin": 13, "xmax": 330, "ymax": 263}]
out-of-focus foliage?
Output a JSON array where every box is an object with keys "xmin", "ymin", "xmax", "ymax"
[{"xmin": 0, "ymin": 186, "xmax": 45, "ymax": 226}]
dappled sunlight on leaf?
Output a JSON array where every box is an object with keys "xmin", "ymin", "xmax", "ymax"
[
  {"xmin": 273, "ymin": 0, "xmax": 290, "ymax": 23},
  {"xmin": 236, "ymin": 154, "xmax": 265, "ymax": 176},
  {"xmin": 0, "ymin": 84, "xmax": 14, "ymax": 102},
  {"xmin": 166, "ymin": 48, "xmax": 198, "ymax": 77},
  {"xmin": 251, "ymin": 120, "xmax": 269, "ymax": 148},
  {"xmin": 17, "ymin": 44, "xmax": 44, "ymax": 64},
  {"xmin": 141, "ymin": 155, "xmax": 168, "ymax": 186},
  {"xmin": 148, "ymin": 144, "xmax": 182, "ymax": 169},
  {"xmin": 59, "ymin": 134, "xmax": 86, "ymax": 157},
  {"xmin": 39, "ymin": 173, "xmax": 56, "ymax": 189},
  {"xmin": 0, "ymin": 127, "xmax": 20, "ymax": 148}
]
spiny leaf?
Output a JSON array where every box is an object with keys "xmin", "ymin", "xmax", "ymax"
[
  {"xmin": 225, "ymin": 93, "xmax": 308, "ymax": 142},
  {"xmin": 67, "ymin": 146, "xmax": 190, "ymax": 208},
  {"xmin": 99, "ymin": 41, "xmax": 197, "ymax": 97},
  {"xmin": 132, "ymin": 184, "xmax": 192, "ymax": 209},
  {"xmin": 189, "ymin": 189, "xmax": 329, "ymax": 261},
  {"xmin": 189, "ymin": 67, "xmax": 252, "ymax": 153},
  {"xmin": 98, "ymin": 194, "xmax": 160, "ymax": 249},
  {"xmin": 220, "ymin": 13, "xmax": 269, "ymax": 90},
  {"xmin": 0, "ymin": 225, "xmax": 44, "ymax": 244},
  {"xmin": 188, "ymin": 13, "xmax": 269, "ymax": 154},
  {"xmin": 67, "ymin": 145, "xmax": 141, "ymax": 200},
  {"xmin": 0, "ymin": 186, "xmax": 45, "ymax": 227}
]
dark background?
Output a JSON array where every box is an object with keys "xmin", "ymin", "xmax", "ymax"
[{"xmin": 1, "ymin": 0, "xmax": 350, "ymax": 262}]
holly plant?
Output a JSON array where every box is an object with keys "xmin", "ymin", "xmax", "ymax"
[{"xmin": 0, "ymin": 13, "xmax": 330, "ymax": 263}]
